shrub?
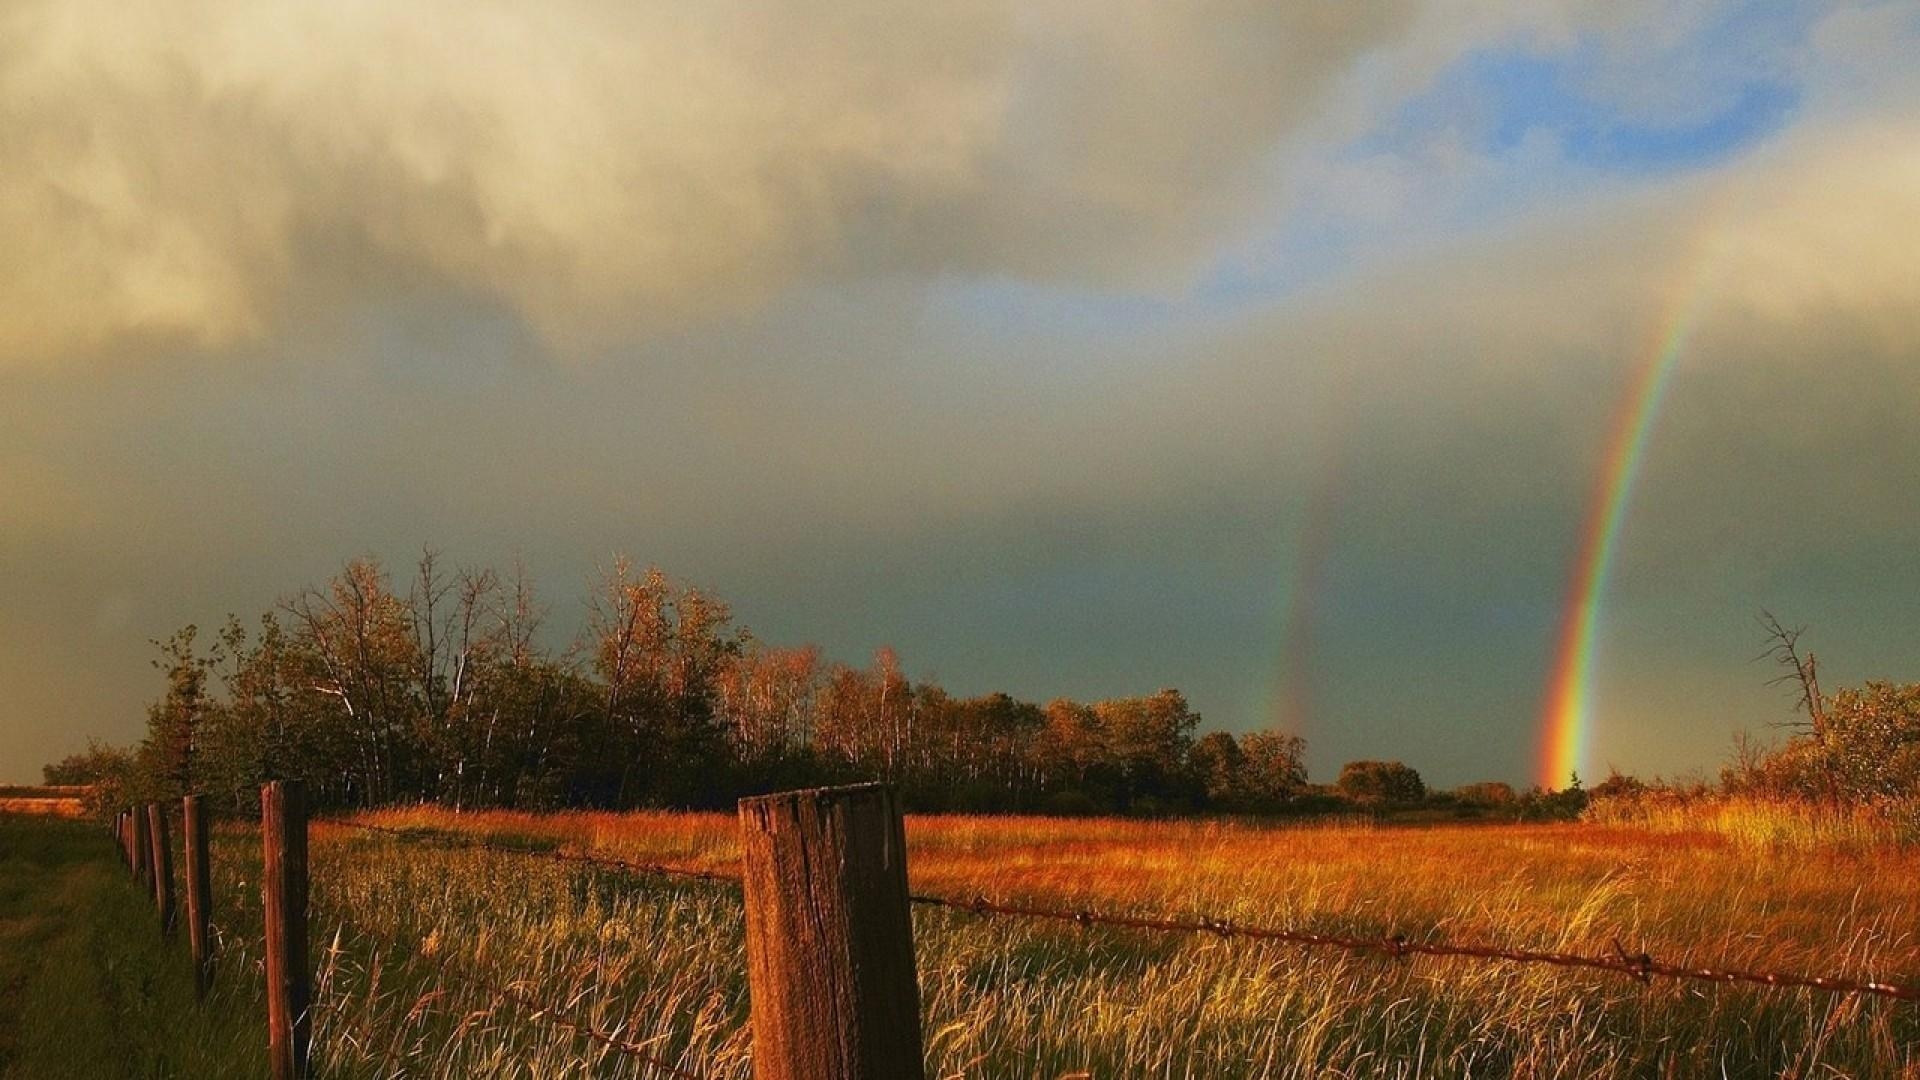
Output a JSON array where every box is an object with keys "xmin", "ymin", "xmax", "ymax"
[
  {"xmin": 1454, "ymin": 781, "xmax": 1516, "ymax": 807},
  {"xmin": 1336, "ymin": 760, "xmax": 1426, "ymax": 805}
]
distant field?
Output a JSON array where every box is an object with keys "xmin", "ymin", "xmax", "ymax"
[
  {"xmin": 12, "ymin": 803, "xmax": 1918, "ymax": 1077},
  {"xmin": 0, "ymin": 786, "xmax": 88, "ymax": 818}
]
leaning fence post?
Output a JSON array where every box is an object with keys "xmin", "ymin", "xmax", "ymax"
[
  {"xmin": 737, "ymin": 782, "xmax": 926, "ymax": 1080},
  {"xmin": 146, "ymin": 803, "xmax": 176, "ymax": 937},
  {"xmin": 184, "ymin": 795, "xmax": 213, "ymax": 998},
  {"xmin": 262, "ymin": 781, "xmax": 310, "ymax": 1080}
]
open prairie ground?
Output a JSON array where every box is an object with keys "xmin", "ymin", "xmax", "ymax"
[{"xmin": 7, "ymin": 804, "xmax": 1918, "ymax": 1078}]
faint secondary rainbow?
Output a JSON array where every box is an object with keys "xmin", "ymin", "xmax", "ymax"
[
  {"xmin": 1537, "ymin": 249, "xmax": 1718, "ymax": 789},
  {"xmin": 1264, "ymin": 379, "xmax": 1356, "ymax": 738},
  {"xmin": 1271, "ymin": 434, "xmax": 1349, "ymax": 733}
]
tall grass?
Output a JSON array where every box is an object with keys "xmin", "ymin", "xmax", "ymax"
[
  {"xmin": 1584, "ymin": 792, "xmax": 1920, "ymax": 852},
  {"xmin": 170, "ymin": 805, "xmax": 1920, "ymax": 1078}
]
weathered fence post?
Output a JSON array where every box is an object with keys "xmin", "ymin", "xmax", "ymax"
[
  {"xmin": 184, "ymin": 795, "xmax": 213, "ymax": 998},
  {"xmin": 146, "ymin": 803, "xmax": 176, "ymax": 936},
  {"xmin": 737, "ymin": 782, "xmax": 926, "ymax": 1080},
  {"xmin": 262, "ymin": 781, "xmax": 310, "ymax": 1080},
  {"xmin": 130, "ymin": 804, "xmax": 149, "ymax": 886}
]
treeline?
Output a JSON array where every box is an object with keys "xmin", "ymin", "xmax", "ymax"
[{"xmin": 50, "ymin": 552, "xmax": 1327, "ymax": 816}]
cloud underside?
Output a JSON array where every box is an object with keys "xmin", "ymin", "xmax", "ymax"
[
  {"xmin": 0, "ymin": 0, "xmax": 1436, "ymax": 362},
  {"xmin": 15, "ymin": 0, "xmax": 1900, "ymax": 366}
]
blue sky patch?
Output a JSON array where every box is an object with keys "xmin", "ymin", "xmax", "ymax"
[{"xmin": 1454, "ymin": 49, "xmax": 1799, "ymax": 173}]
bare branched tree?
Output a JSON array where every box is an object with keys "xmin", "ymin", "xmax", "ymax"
[{"xmin": 1756, "ymin": 610, "xmax": 1827, "ymax": 744}]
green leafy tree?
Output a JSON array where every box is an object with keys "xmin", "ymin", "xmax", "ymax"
[{"xmin": 1239, "ymin": 729, "xmax": 1308, "ymax": 808}]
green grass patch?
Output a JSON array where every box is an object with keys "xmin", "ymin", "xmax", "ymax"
[{"xmin": 0, "ymin": 815, "xmax": 264, "ymax": 1079}]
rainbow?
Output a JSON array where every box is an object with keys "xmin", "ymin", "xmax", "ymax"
[
  {"xmin": 1267, "ymin": 404, "xmax": 1354, "ymax": 735},
  {"xmin": 1271, "ymin": 437, "xmax": 1348, "ymax": 732},
  {"xmin": 1537, "ymin": 252, "xmax": 1718, "ymax": 789}
]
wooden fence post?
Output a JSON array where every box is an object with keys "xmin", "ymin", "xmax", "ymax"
[
  {"xmin": 737, "ymin": 782, "xmax": 926, "ymax": 1080},
  {"xmin": 262, "ymin": 781, "xmax": 310, "ymax": 1080},
  {"xmin": 146, "ymin": 803, "xmax": 176, "ymax": 937},
  {"xmin": 130, "ymin": 805, "xmax": 148, "ymax": 886},
  {"xmin": 184, "ymin": 795, "xmax": 213, "ymax": 998}
]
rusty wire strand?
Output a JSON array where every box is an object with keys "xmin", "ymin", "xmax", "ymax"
[
  {"xmin": 907, "ymin": 892, "xmax": 1920, "ymax": 1003},
  {"xmin": 319, "ymin": 816, "xmax": 1920, "ymax": 1005}
]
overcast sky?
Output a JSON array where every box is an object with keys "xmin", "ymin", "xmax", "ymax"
[{"xmin": 4, "ymin": 1, "xmax": 1918, "ymax": 787}]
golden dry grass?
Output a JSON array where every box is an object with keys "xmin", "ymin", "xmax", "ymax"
[
  {"xmin": 190, "ymin": 805, "xmax": 1920, "ymax": 1078},
  {"xmin": 0, "ymin": 787, "xmax": 89, "ymax": 818}
]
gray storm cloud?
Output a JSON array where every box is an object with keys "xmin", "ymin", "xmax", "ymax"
[
  {"xmin": 0, "ymin": 0, "xmax": 1425, "ymax": 365},
  {"xmin": 4, "ymin": 0, "xmax": 1920, "ymax": 785}
]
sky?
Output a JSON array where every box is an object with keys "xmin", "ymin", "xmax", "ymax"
[{"xmin": 4, "ymin": 0, "xmax": 1919, "ymax": 788}]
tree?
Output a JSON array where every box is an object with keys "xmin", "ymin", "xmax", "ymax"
[
  {"xmin": 1239, "ymin": 728, "xmax": 1308, "ymax": 807},
  {"xmin": 140, "ymin": 625, "xmax": 219, "ymax": 799},
  {"xmin": 282, "ymin": 558, "xmax": 421, "ymax": 804},
  {"xmin": 1188, "ymin": 731, "xmax": 1246, "ymax": 808},
  {"xmin": 54, "ymin": 547, "xmax": 1327, "ymax": 820},
  {"xmin": 588, "ymin": 559, "xmax": 743, "ymax": 806},
  {"xmin": 1454, "ymin": 781, "xmax": 1516, "ymax": 807},
  {"xmin": 43, "ymin": 740, "xmax": 135, "ymax": 813},
  {"xmin": 1758, "ymin": 611, "xmax": 1827, "ymax": 742},
  {"xmin": 1337, "ymin": 760, "xmax": 1426, "ymax": 805}
]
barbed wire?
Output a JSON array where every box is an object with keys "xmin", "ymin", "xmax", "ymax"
[
  {"xmin": 909, "ymin": 893, "xmax": 1920, "ymax": 1003},
  {"xmin": 316, "ymin": 816, "xmax": 1920, "ymax": 1005},
  {"xmin": 320, "ymin": 818, "xmax": 743, "ymax": 888}
]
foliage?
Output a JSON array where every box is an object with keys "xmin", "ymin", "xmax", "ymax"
[
  {"xmin": 1335, "ymin": 760, "xmax": 1426, "ymax": 805},
  {"xmin": 63, "ymin": 550, "xmax": 1337, "ymax": 818},
  {"xmin": 1451, "ymin": 781, "xmax": 1516, "ymax": 807},
  {"xmin": 1725, "ymin": 680, "xmax": 1920, "ymax": 805},
  {"xmin": 41, "ymin": 741, "xmax": 135, "ymax": 813}
]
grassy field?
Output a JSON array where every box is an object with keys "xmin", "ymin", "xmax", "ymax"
[{"xmin": 7, "ymin": 802, "xmax": 1919, "ymax": 1077}]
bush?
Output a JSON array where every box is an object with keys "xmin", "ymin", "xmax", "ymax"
[
  {"xmin": 1336, "ymin": 760, "xmax": 1425, "ymax": 805},
  {"xmin": 1588, "ymin": 770, "xmax": 1645, "ymax": 801},
  {"xmin": 1726, "ymin": 681, "xmax": 1920, "ymax": 805},
  {"xmin": 1454, "ymin": 781, "xmax": 1516, "ymax": 807}
]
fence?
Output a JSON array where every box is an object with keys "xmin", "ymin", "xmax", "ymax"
[{"xmin": 109, "ymin": 782, "xmax": 1920, "ymax": 1079}]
